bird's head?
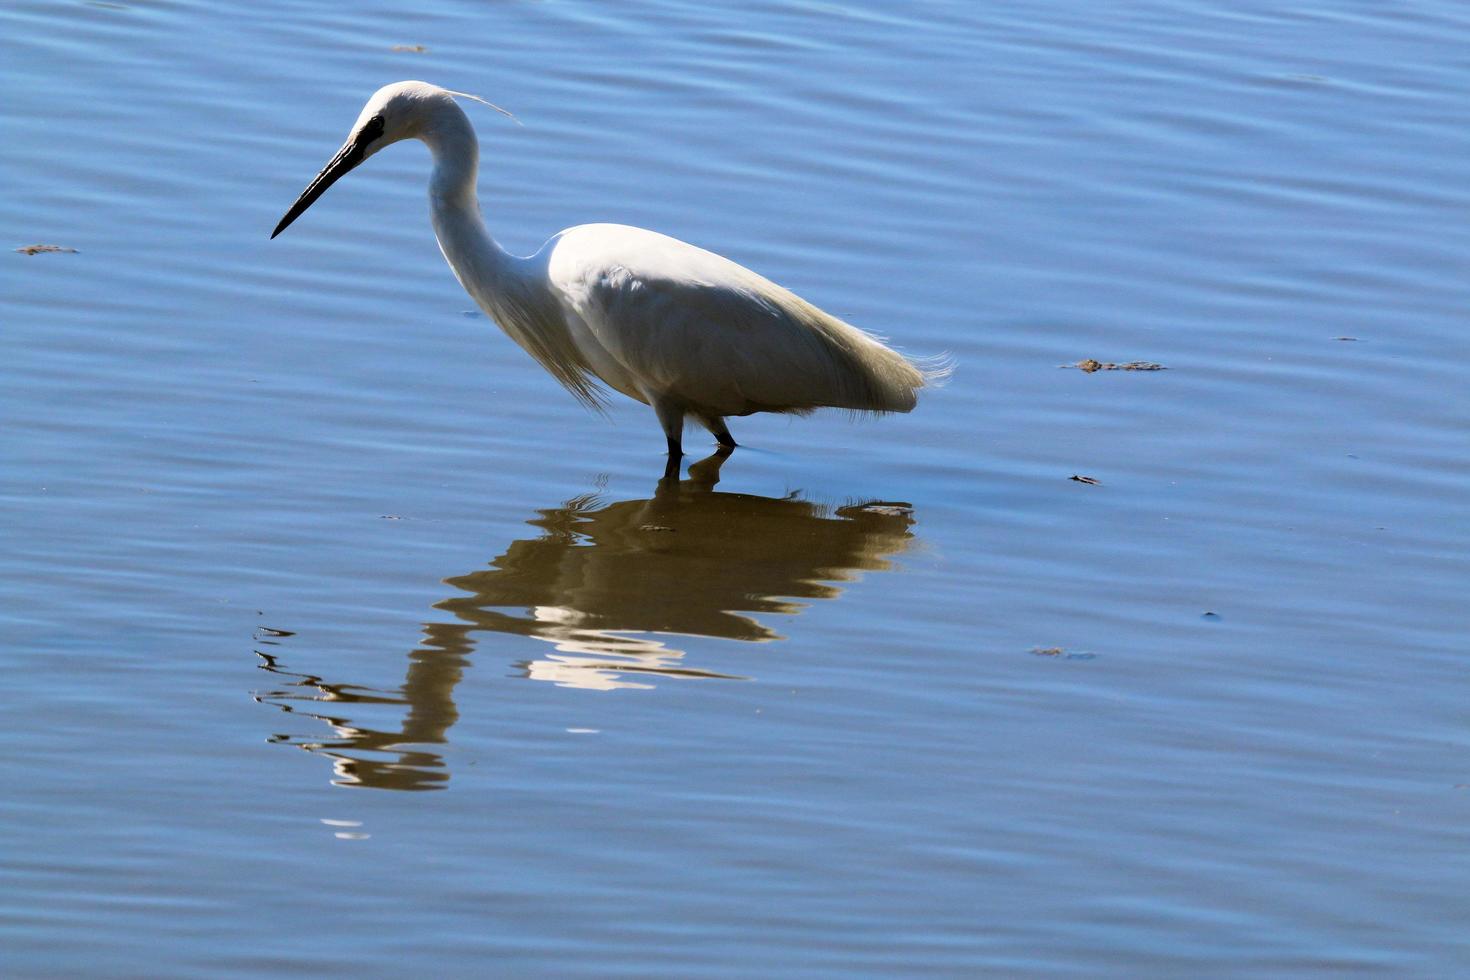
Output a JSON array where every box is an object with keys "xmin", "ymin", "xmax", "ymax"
[{"xmin": 271, "ymin": 81, "xmax": 505, "ymax": 239}]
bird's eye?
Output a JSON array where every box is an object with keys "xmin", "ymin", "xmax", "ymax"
[{"xmin": 358, "ymin": 114, "xmax": 386, "ymax": 145}]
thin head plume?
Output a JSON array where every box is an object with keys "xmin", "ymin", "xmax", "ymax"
[{"xmin": 445, "ymin": 89, "xmax": 522, "ymax": 126}]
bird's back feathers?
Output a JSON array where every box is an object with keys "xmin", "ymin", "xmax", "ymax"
[{"xmin": 543, "ymin": 224, "xmax": 936, "ymax": 418}]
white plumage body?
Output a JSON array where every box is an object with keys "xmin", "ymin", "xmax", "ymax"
[
  {"xmin": 544, "ymin": 223, "xmax": 924, "ymax": 415},
  {"xmin": 273, "ymin": 81, "xmax": 938, "ymax": 464}
]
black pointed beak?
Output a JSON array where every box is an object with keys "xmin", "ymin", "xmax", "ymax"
[{"xmin": 270, "ymin": 136, "xmax": 365, "ymax": 239}]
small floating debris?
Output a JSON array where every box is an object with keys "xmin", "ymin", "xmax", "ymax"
[
  {"xmin": 1066, "ymin": 358, "xmax": 1167, "ymax": 372},
  {"xmin": 1201, "ymin": 611, "xmax": 1221, "ymax": 621},
  {"xmin": 638, "ymin": 524, "xmax": 675, "ymax": 533},
  {"xmin": 392, "ymin": 44, "xmax": 428, "ymax": 53},
  {"xmin": 256, "ymin": 626, "xmax": 296, "ymax": 637},
  {"xmin": 1335, "ymin": 336, "xmax": 1358, "ymax": 342},
  {"xmin": 16, "ymin": 244, "xmax": 78, "ymax": 255},
  {"xmin": 380, "ymin": 514, "xmax": 404, "ymax": 520},
  {"xmin": 1070, "ymin": 474, "xmax": 1101, "ymax": 486},
  {"xmin": 1030, "ymin": 646, "xmax": 1097, "ymax": 661}
]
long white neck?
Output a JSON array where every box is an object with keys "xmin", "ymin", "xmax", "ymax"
[
  {"xmin": 416, "ymin": 98, "xmax": 601, "ymax": 407},
  {"xmin": 420, "ymin": 99, "xmax": 517, "ymax": 299}
]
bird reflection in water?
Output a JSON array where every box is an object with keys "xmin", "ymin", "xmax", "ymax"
[{"xmin": 254, "ymin": 452, "xmax": 917, "ymax": 790}]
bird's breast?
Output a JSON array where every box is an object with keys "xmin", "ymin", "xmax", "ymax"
[{"xmin": 555, "ymin": 306, "xmax": 649, "ymax": 405}]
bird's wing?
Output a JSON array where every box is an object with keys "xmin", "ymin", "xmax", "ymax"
[{"xmin": 550, "ymin": 225, "xmax": 924, "ymax": 417}]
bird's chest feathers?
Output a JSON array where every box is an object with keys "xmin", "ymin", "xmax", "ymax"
[{"xmin": 555, "ymin": 300, "xmax": 648, "ymax": 403}]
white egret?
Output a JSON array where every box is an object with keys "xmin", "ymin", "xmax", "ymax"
[{"xmin": 272, "ymin": 81, "xmax": 941, "ymax": 469}]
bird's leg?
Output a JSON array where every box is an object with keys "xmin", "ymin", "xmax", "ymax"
[
  {"xmin": 652, "ymin": 397, "xmax": 685, "ymax": 462},
  {"xmin": 661, "ymin": 451, "xmax": 682, "ymax": 483},
  {"xmin": 697, "ymin": 414, "xmax": 738, "ymax": 450}
]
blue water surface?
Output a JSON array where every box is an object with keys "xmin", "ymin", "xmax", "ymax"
[{"xmin": 4, "ymin": 0, "xmax": 1469, "ymax": 975}]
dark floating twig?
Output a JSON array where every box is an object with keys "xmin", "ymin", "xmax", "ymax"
[
  {"xmin": 1070, "ymin": 474, "xmax": 1101, "ymax": 486},
  {"xmin": 1030, "ymin": 646, "xmax": 1097, "ymax": 660},
  {"xmin": 1066, "ymin": 358, "xmax": 1167, "ymax": 372},
  {"xmin": 16, "ymin": 244, "xmax": 79, "ymax": 255}
]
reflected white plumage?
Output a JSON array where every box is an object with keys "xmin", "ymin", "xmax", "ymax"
[{"xmin": 272, "ymin": 81, "xmax": 940, "ymax": 469}]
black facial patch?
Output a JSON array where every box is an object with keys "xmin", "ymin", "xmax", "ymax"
[{"xmin": 354, "ymin": 113, "xmax": 386, "ymax": 149}]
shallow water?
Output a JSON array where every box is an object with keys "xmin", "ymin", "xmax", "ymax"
[{"xmin": 5, "ymin": 0, "xmax": 1469, "ymax": 974}]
